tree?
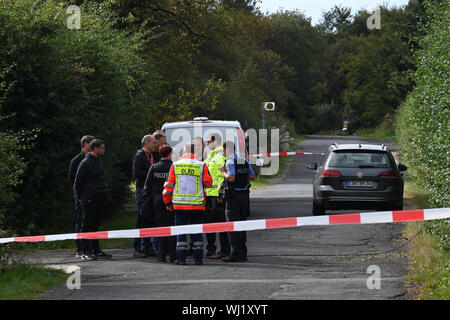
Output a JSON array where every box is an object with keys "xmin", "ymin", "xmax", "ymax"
[
  {"xmin": 313, "ymin": 4, "xmax": 416, "ymax": 132},
  {"xmin": 265, "ymin": 10, "xmax": 325, "ymax": 133},
  {"xmin": 0, "ymin": 0, "xmax": 153, "ymax": 234},
  {"xmin": 342, "ymin": 7, "xmax": 414, "ymax": 129},
  {"xmin": 317, "ymin": 5, "xmax": 352, "ymax": 39}
]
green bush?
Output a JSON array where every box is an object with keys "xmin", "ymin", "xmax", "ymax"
[
  {"xmin": 0, "ymin": 131, "xmax": 27, "ymax": 227},
  {"xmin": 395, "ymin": 0, "xmax": 449, "ymax": 250},
  {"xmin": 0, "ymin": 0, "xmax": 153, "ymax": 235}
]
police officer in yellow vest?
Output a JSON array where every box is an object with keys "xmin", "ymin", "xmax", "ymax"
[{"xmin": 204, "ymin": 133, "xmax": 231, "ymax": 259}]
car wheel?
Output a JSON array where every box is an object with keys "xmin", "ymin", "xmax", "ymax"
[{"xmin": 312, "ymin": 201, "xmax": 325, "ymax": 216}]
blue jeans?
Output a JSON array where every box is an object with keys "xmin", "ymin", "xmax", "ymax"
[
  {"xmin": 174, "ymin": 212, "xmax": 204, "ymax": 262},
  {"xmin": 151, "ymin": 237, "xmax": 159, "ymax": 252},
  {"xmin": 133, "ymin": 190, "xmax": 152, "ymax": 252}
]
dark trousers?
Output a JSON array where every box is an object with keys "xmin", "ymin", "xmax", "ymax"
[
  {"xmin": 158, "ymin": 234, "xmax": 176, "ymax": 261},
  {"xmin": 133, "ymin": 190, "xmax": 152, "ymax": 253},
  {"xmin": 174, "ymin": 211, "xmax": 204, "ymax": 262},
  {"xmin": 205, "ymin": 197, "xmax": 230, "ymax": 255},
  {"xmin": 80, "ymin": 193, "xmax": 107, "ymax": 254},
  {"xmin": 225, "ymin": 192, "xmax": 249, "ymax": 258},
  {"xmin": 152, "ymin": 195, "xmax": 176, "ymax": 261},
  {"xmin": 74, "ymin": 191, "xmax": 83, "ymax": 252}
]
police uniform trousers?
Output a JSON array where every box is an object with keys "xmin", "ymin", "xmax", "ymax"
[
  {"xmin": 80, "ymin": 192, "xmax": 108, "ymax": 254},
  {"xmin": 174, "ymin": 210, "xmax": 204, "ymax": 262},
  {"xmin": 152, "ymin": 194, "xmax": 176, "ymax": 261},
  {"xmin": 225, "ymin": 191, "xmax": 249, "ymax": 259},
  {"xmin": 205, "ymin": 196, "xmax": 230, "ymax": 255}
]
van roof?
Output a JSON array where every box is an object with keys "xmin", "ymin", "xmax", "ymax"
[{"xmin": 162, "ymin": 119, "xmax": 242, "ymax": 129}]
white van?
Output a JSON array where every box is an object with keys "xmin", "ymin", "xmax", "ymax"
[{"xmin": 161, "ymin": 117, "xmax": 246, "ymax": 161}]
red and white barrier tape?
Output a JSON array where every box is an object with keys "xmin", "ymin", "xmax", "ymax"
[
  {"xmin": 248, "ymin": 152, "xmax": 404, "ymax": 158},
  {"xmin": 0, "ymin": 208, "xmax": 448, "ymax": 244},
  {"xmin": 249, "ymin": 152, "xmax": 324, "ymax": 158}
]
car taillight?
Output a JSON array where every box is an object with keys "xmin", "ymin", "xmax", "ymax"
[
  {"xmin": 378, "ymin": 171, "xmax": 398, "ymax": 178},
  {"xmin": 321, "ymin": 170, "xmax": 341, "ymax": 177},
  {"xmin": 237, "ymin": 128, "xmax": 246, "ymax": 158}
]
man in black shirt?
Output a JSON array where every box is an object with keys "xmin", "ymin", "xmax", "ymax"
[
  {"xmin": 132, "ymin": 134, "xmax": 158, "ymax": 257},
  {"xmin": 68, "ymin": 135, "xmax": 94, "ymax": 257},
  {"xmin": 74, "ymin": 139, "xmax": 112, "ymax": 260}
]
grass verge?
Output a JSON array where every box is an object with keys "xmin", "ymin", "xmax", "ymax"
[
  {"xmin": 316, "ymin": 129, "xmax": 350, "ymax": 136},
  {"xmin": 403, "ymin": 182, "xmax": 450, "ymax": 299},
  {"xmin": 0, "ymin": 264, "xmax": 67, "ymax": 300},
  {"xmin": 353, "ymin": 127, "xmax": 395, "ymax": 140},
  {"xmin": 5, "ymin": 206, "xmax": 138, "ymax": 253},
  {"xmin": 0, "ymin": 205, "xmax": 137, "ymax": 300},
  {"xmin": 403, "ymin": 222, "xmax": 450, "ymax": 299},
  {"xmin": 98, "ymin": 209, "xmax": 137, "ymax": 250}
]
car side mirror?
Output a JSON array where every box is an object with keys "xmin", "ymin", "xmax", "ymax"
[
  {"xmin": 398, "ymin": 164, "xmax": 408, "ymax": 172},
  {"xmin": 307, "ymin": 163, "xmax": 318, "ymax": 170}
]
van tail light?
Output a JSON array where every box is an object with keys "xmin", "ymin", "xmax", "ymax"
[
  {"xmin": 378, "ymin": 171, "xmax": 398, "ymax": 178},
  {"xmin": 321, "ymin": 170, "xmax": 341, "ymax": 177},
  {"xmin": 237, "ymin": 128, "xmax": 246, "ymax": 158}
]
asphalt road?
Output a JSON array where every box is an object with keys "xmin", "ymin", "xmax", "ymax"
[{"xmin": 37, "ymin": 135, "xmax": 411, "ymax": 300}]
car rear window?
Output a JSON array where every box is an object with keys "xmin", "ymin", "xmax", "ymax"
[{"xmin": 328, "ymin": 151, "xmax": 391, "ymax": 168}]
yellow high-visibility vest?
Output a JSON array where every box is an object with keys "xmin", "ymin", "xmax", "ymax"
[{"xmin": 172, "ymin": 159, "xmax": 205, "ymax": 207}]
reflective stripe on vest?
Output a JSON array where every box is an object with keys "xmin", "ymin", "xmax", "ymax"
[{"xmin": 172, "ymin": 159, "xmax": 205, "ymax": 207}]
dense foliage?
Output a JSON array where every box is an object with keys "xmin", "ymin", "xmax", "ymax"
[
  {"xmin": 395, "ymin": 0, "xmax": 449, "ymax": 250},
  {"xmin": 0, "ymin": 131, "xmax": 27, "ymax": 225},
  {"xmin": 0, "ymin": 0, "xmax": 153, "ymax": 234},
  {"xmin": 0, "ymin": 0, "xmax": 448, "ymax": 239}
]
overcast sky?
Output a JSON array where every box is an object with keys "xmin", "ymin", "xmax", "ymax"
[{"xmin": 256, "ymin": 0, "xmax": 410, "ymax": 25}]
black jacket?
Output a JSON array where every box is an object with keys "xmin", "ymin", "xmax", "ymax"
[
  {"xmin": 152, "ymin": 151, "xmax": 161, "ymax": 164},
  {"xmin": 142, "ymin": 159, "xmax": 172, "ymax": 201},
  {"xmin": 132, "ymin": 149, "xmax": 154, "ymax": 191},
  {"xmin": 141, "ymin": 159, "xmax": 172, "ymax": 226},
  {"xmin": 68, "ymin": 151, "xmax": 86, "ymax": 186},
  {"xmin": 74, "ymin": 153, "xmax": 108, "ymax": 202}
]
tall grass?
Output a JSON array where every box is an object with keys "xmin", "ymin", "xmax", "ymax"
[{"xmin": 0, "ymin": 264, "xmax": 67, "ymax": 300}]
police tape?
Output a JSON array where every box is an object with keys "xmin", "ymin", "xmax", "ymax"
[
  {"xmin": 248, "ymin": 152, "xmax": 404, "ymax": 158},
  {"xmin": 248, "ymin": 152, "xmax": 324, "ymax": 158},
  {"xmin": 0, "ymin": 208, "xmax": 449, "ymax": 244}
]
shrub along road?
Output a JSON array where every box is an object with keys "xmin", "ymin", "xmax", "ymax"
[{"xmin": 35, "ymin": 135, "xmax": 412, "ymax": 300}]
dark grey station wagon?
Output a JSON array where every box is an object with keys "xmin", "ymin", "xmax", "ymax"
[{"xmin": 307, "ymin": 143, "xmax": 407, "ymax": 215}]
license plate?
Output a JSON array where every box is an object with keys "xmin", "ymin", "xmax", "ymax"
[{"xmin": 346, "ymin": 180, "xmax": 374, "ymax": 187}]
